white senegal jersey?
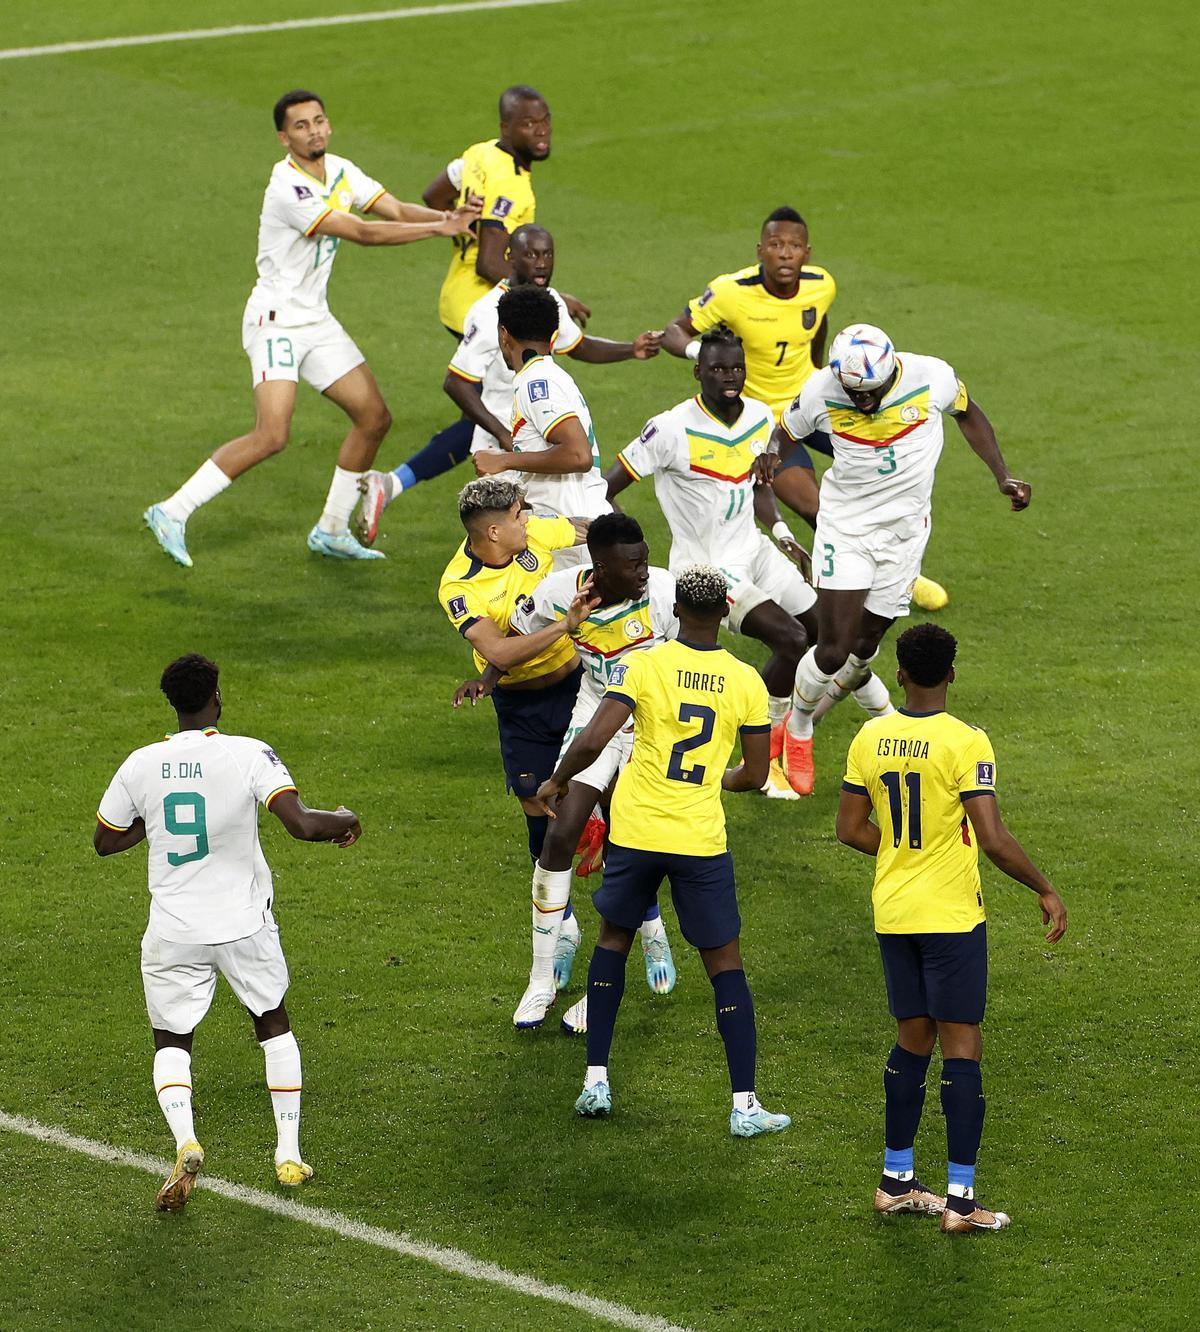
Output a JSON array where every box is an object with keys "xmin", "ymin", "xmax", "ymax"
[
  {"xmin": 510, "ymin": 354, "xmax": 611, "ymax": 519},
  {"xmin": 781, "ymin": 353, "xmax": 969, "ymax": 528},
  {"xmin": 449, "ymin": 281, "xmax": 584, "ymax": 451},
  {"xmin": 512, "ymin": 565, "xmax": 678, "ymax": 699},
  {"xmin": 97, "ymin": 728, "xmax": 299, "ymax": 946},
  {"xmin": 615, "ymin": 395, "xmax": 775, "ymax": 570},
  {"xmin": 244, "ymin": 152, "xmax": 386, "ymax": 327}
]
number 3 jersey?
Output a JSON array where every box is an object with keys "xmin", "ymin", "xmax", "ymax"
[
  {"xmin": 615, "ymin": 395, "xmax": 775, "ymax": 571},
  {"xmin": 604, "ymin": 640, "xmax": 769, "ymax": 857},
  {"xmin": 97, "ymin": 729, "xmax": 298, "ymax": 945},
  {"xmin": 843, "ymin": 709, "xmax": 998, "ymax": 935}
]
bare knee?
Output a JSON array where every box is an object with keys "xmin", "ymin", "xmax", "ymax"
[
  {"xmin": 253, "ymin": 424, "xmax": 291, "ymax": 457},
  {"xmin": 359, "ymin": 403, "xmax": 392, "ymax": 442}
]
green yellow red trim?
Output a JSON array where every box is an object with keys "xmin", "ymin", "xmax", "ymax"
[
  {"xmin": 362, "ymin": 187, "xmax": 386, "ymax": 213},
  {"xmin": 96, "ymin": 813, "xmax": 131, "ymax": 832},
  {"xmin": 304, "ymin": 208, "xmax": 333, "ymax": 237},
  {"xmin": 265, "ymin": 785, "xmax": 298, "ymax": 808},
  {"xmin": 616, "ymin": 452, "xmax": 642, "ymax": 481},
  {"xmin": 543, "ymin": 411, "xmax": 580, "ymax": 438},
  {"xmin": 447, "ymin": 364, "xmax": 483, "ymax": 383}
]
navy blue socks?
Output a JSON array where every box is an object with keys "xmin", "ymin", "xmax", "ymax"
[
  {"xmin": 585, "ymin": 945, "xmax": 628, "ymax": 1067},
  {"xmin": 711, "ymin": 969, "xmax": 757, "ymax": 1093}
]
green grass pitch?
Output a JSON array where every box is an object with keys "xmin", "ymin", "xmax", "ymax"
[{"xmin": 2, "ymin": 0, "xmax": 1197, "ymax": 1327}]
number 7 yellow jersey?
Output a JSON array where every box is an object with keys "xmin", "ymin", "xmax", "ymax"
[
  {"xmin": 605, "ymin": 639, "xmax": 769, "ymax": 857},
  {"xmin": 843, "ymin": 708, "xmax": 998, "ymax": 934}
]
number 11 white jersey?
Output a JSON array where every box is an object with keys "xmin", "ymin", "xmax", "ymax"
[{"xmin": 98, "ymin": 729, "xmax": 298, "ymax": 945}]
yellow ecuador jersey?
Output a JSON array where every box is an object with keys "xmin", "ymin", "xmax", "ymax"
[
  {"xmin": 604, "ymin": 639, "xmax": 769, "ymax": 857},
  {"xmin": 843, "ymin": 708, "xmax": 999, "ymax": 934},
  {"xmin": 438, "ymin": 515, "xmax": 576, "ymax": 685},
  {"xmin": 438, "ymin": 140, "xmax": 537, "ymax": 333},
  {"xmin": 687, "ymin": 264, "xmax": 837, "ymax": 419}
]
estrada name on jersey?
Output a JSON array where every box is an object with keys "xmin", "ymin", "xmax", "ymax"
[
  {"xmin": 245, "ymin": 153, "xmax": 385, "ymax": 327},
  {"xmin": 511, "ymin": 356, "xmax": 611, "ymax": 519},
  {"xmin": 781, "ymin": 353, "xmax": 969, "ymax": 528},
  {"xmin": 438, "ymin": 140, "xmax": 537, "ymax": 333},
  {"xmin": 604, "ymin": 639, "xmax": 769, "ymax": 858},
  {"xmin": 438, "ymin": 514, "xmax": 578, "ymax": 685},
  {"xmin": 843, "ymin": 708, "xmax": 998, "ymax": 935},
  {"xmin": 616, "ymin": 395, "xmax": 775, "ymax": 569},
  {"xmin": 448, "ymin": 281, "xmax": 583, "ymax": 452},
  {"xmin": 97, "ymin": 729, "xmax": 298, "ymax": 945},
  {"xmin": 687, "ymin": 264, "xmax": 837, "ymax": 418},
  {"xmin": 512, "ymin": 565, "xmax": 679, "ymax": 699}
]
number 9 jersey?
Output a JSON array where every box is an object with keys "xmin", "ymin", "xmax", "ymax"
[
  {"xmin": 97, "ymin": 729, "xmax": 298, "ymax": 945},
  {"xmin": 604, "ymin": 639, "xmax": 769, "ymax": 858}
]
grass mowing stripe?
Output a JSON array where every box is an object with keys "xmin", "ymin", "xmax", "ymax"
[
  {"xmin": 0, "ymin": 1110, "xmax": 694, "ymax": 1332},
  {"xmin": 0, "ymin": 0, "xmax": 574, "ymax": 61}
]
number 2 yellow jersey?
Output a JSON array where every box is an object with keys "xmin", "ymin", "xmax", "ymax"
[
  {"xmin": 686, "ymin": 264, "xmax": 836, "ymax": 419},
  {"xmin": 843, "ymin": 708, "xmax": 998, "ymax": 934},
  {"xmin": 605, "ymin": 639, "xmax": 769, "ymax": 857}
]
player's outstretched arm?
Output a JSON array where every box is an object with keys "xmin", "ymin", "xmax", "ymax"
[
  {"xmin": 722, "ymin": 729, "xmax": 771, "ymax": 793},
  {"xmin": 93, "ymin": 817, "xmax": 147, "ymax": 856},
  {"xmin": 367, "ymin": 192, "xmax": 451, "ymax": 225},
  {"xmin": 313, "ymin": 199, "xmax": 480, "ymax": 247},
  {"xmin": 473, "ymin": 418, "xmax": 592, "ymax": 478},
  {"xmin": 531, "ymin": 698, "xmax": 633, "ymax": 815},
  {"xmin": 963, "ymin": 794, "xmax": 1067, "ymax": 942},
  {"xmin": 661, "ymin": 314, "xmax": 699, "ymax": 359},
  {"xmin": 269, "ymin": 792, "xmax": 361, "ymax": 847},
  {"xmin": 836, "ymin": 790, "xmax": 882, "ymax": 856},
  {"xmin": 568, "ymin": 330, "xmax": 662, "ymax": 364},
  {"xmin": 954, "ymin": 399, "xmax": 1031, "ymax": 510},
  {"xmin": 443, "ymin": 372, "xmax": 512, "ymax": 449},
  {"xmin": 464, "ymin": 581, "xmax": 599, "ymax": 672}
]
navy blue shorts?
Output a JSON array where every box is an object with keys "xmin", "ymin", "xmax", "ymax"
[
  {"xmin": 877, "ymin": 923, "xmax": 988, "ymax": 1024},
  {"xmin": 594, "ymin": 844, "xmax": 741, "ymax": 950},
  {"xmin": 490, "ymin": 666, "xmax": 582, "ymax": 800}
]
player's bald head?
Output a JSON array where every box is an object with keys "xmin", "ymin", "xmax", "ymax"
[
  {"xmin": 510, "ymin": 224, "xmax": 552, "ymax": 255},
  {"xmin": 499, "ymin": 85, "xmax": 547, "ymax": 121}
]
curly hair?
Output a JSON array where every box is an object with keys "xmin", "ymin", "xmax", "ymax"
[
  {"xmin": 497, "ymin": 283, "xmax": 559, "ymax": 343},
  {"xmin": 160, "ymin": 654, "xmax": 219, "ymax": 714},
  {"xmin": 587, "ymin": 511, "xmax": 643, "ymax": 552},
  {"xmin": 895, "ymin": 623, "xmax": 958, "ymax": 686},
  {"xmin": 457, "ymin": 477, "xmax": 526, "ymax": 528},
  {"xmin": 674, "ymin": 564, "xmax": 729, "ymax": 616}
]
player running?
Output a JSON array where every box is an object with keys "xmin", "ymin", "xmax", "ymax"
[
  {"xmin": 534, "ymin": 565, "xmax": 790, "ymax": 1137},
  {"xmin": 778, "ymin": 323, "xmax": 1031, "ymax": 790},
  {"xmin": 605, "ymin": 328, "xmax": 892, "ymax": 796},
  {"xmin": 837, "ymin": 624, "xmax": 1067, "ymax": 1231},
  {"xmin": 143, "ymin": 89, "xmax": 478, "ymax": 568},
  {"xmin": 357, "ymin": 224, "xmax": 659, "ymax": 544},
  {"xmin": 509, "ymin": 512, "xmax": 680, "ymax": 1031},
  {"xmin": 660, "ymin": 208, "xmax": 947, "ymax": 611},
  {"xmin": 439, "ymin": 478, "xmax": 599, "ymax": 1016},
  {"xmin": 93, "ymin": 654, "xmax": 362, "ymax": 1209}
]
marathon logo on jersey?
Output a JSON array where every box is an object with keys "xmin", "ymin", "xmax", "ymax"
[
  {"xmin": 262, "ymin": 746, "xmax": 283, "ymax": 767},
  {"xmin": 529, "ymin": 379, "xmax": 550, "ymax": 402},
  {"xmin": 639, "ymin": 421, "xmax": 657, "ymax": 442},
  {"xmin": 609, "ymin": 663, "xmax": 628, "ymax": 687},
  {"xmin": 697, "ymin": 287, "xmax": 715, "ymax": 308},
  {"xmin": 516, "ymin": 549, "xmax": 540, "ymax": 572},
  {"xmin": 490, "ymin": 197, "xmax": 514, "ymax": 219},
  {"xmin": 293, "ymin": 185, "xmax": 313, "ymax": 201},
  {"xmin": 448, "ymin": 595, "xmax": 468, "ymax": 619},
  {"xmin": 976, "ymin": 761, "xmax": 996, "ymax": 787},
  {"xmin": 802, "ymin": 306, "xmax": 817, "ymax": 330}
]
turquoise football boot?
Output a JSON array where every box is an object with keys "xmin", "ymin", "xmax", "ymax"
[
  {"xmin": 307, "ymin": 525, "xmax": 385, "ymax": 561},
  {"xmin": 144, "ymin": 504, "xmax": 192, "ymax": 568},
  {"xmin": 730, "ymin": 1105, "xmax": 791, "ymax": 1138},
  {"xmin": 642, "ymin": 934, "xmax": 676, "ymax": 994},
  {"xmin": 574, "ymin": 1082, "xmax": 612, "ymax": 1118}
]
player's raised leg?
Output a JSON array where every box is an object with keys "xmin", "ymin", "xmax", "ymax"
[{"xmin": 308, "ymin": 363, "xmax": 391, "ymax": 560}]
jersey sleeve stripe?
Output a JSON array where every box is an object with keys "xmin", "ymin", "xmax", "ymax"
[
  {"xmin": 457, "ymin": 615, "xmax": 481, "ymax": 636},
  {"xmin": 543, "ymin": 411, "xmax": 580, "ymax": 436},
  {"xmin": 840, "ymin": 781, "xmax": 869, "ymax": 796},
  {"xmin": 304, "ymin": 208, "xmax": 333, "ymax": 238},
  {"xmin": 554, "ymin": 331, "xmax": 584, "ymax": 355},
  {"xmin": 959, "ymin": 789, "xmax": 996, "ymax": 801},
  {"xmin": 604, "ymin": 690, "xmax": 636, "ymax": 711},
  {"xmin": 95, "ymin": 812, "xmax": 131, "ymax": 832},
  {"xmin": 478, "ymin": 218, "xmax": 507, "ymax": 230},
  {"xmin": 447, "ymin": 365, "xmax": 483, "ymax": 383},
  {"xmin": 615, "ymin": 452, "xmax": 642, "ymax": 480},
  {"xmin": 265, "ymin": 785, "xmax": 298, "ymax": 808},
  {"xmin": 362, "ymin": 188, "xmax": 386, "ymax": 212},
  {"xmin": 739, "ymin": 723, "xmax": 771, "ymax": 734}
]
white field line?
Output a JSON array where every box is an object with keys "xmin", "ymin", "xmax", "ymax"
[
  {"xmin": 0, "ymin": 0, "xmax": 573, "ymax": 62},
  {"xmin": 0, "ymin": 1110, "xmax": 694, "ymax": 1332}
]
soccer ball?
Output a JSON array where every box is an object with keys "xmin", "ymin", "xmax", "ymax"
[{"xmin": 829, "ymin": 324, "xmax": 895, "ymax": 391}]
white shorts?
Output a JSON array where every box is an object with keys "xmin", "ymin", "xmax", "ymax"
[
  {"xmin": 557, "ymin": 689, "xmax": 634, "ymax": 795},
  {"xmin": 242, "ymin": 312, "xmax": 364, "ymax": 393},
  {"xmin": 141, "ymin": 916, "xmax": 290, "ymax": 1034},
  {"xmin": 720, "ymin": 536, "xmax": 818, "ymax": 633},
  {"xmin": 813, "ymin": 512, "xmax": 931, "ymax": 619}
]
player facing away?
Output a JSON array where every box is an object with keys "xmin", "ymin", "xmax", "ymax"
[
  {"xmin": 509, "ymin": 512, "xmax": 681, "ymax": 1030},
  {"xmin": 606, "ymin": 329, "xmax": 893, "ymax": 796},
  {"xmin": 143, "ymin": 89, "xmax": 479, "ymax": 568},
  {"xmin": 776, "ymin": 323, "xmax": 1032, "ymax": 792},
  {"xmin": 356, "ymin": 224, "xmax": 659, "ymax": 543},
  {"xmin": 366, "ymin": 85, "xmax": 591, "ymax": 502},
  {"xmin": 533, "ymin": 566, "xmax": 791, "ymax": 1138},
  {"xmin": 836, "ymin": 625, "xmax": 1067, "ymax": 1231},
  {"xmin": 661, "ymin": 208, "xmax": 947, "ymax": 612},
  {"xmin": 93, "ymin": 654, "xmax": 362, "ymax": 1209}
]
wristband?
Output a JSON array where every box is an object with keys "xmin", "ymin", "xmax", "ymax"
[
  {"xmin": 772, "ymin": 520, "xmax": 795, "ymax": 543},
  {"xmin": 684, "ymin": 339, "xmax": 701, "ymax": 361}
]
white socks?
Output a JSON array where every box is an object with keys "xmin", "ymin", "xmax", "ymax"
[
  {"xmin": 767, "ymin": 695, "xmax": 790, "ymax": 726},
  {"xmin": 160, "ymin": 459, "xmax": 231, "ymax": 523},
  {"xmin": 585, "ymin": 1065, "xmax": 608, "ymax": 1088},
  {"xmin": 261, "ymin": 1031, "xmax": 303, "ymax": 1164},
  {"xmin": 787, "ymin": 648, "xmax": 832, "ymax": 738},
  {"xmin": 640, "ymin": 911, "xmax": 667, "ymax": 941},
  {"xmin": 318, "ymin": 465, "xmax": 364, "ymax": 535},
  {"xmin": 530, "ymin": 864, "xmax": 573, "ymax": 988},
  {"xmin": 154, "ymin": 1047, "xmax": 196, "ymax": 1149},
  {"xmin": 732, "ymin": 1090, "xmax": 760, "ymax": 1114},
  {"xmin": 812, "ymin": 654, "xmax": 895, "ymax": 723}
]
